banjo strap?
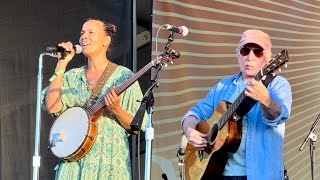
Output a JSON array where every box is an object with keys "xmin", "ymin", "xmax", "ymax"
[{"xmin": 89, "ymin": 62, "xmax": 118, "ymax": 101}]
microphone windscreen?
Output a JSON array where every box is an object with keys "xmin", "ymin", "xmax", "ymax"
[
  {"xmin": 180, "ymin": 26, "xmax": 189, "ymax": 37},
  {"xmin": 74, "ymin": 44, "xmax": 82, "ymax": 54}
]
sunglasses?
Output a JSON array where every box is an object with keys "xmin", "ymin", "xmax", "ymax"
[{"xmin": 239, "ymin": 47, "xmax": 263, "ymax": 58}]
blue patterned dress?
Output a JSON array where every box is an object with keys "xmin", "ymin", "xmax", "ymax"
[{"xmin": 41, "ymin": 65, "xmax": 146, "ymax": 180}]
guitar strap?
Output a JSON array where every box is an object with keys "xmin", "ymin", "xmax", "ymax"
[{"xmin": 89, "ymin": 62, "xmax": 118, "ymax": 101}]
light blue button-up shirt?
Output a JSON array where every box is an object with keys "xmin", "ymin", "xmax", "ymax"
[{"xmin": 182, "ymin": 73, "xmax": 292, "ymax": 180}]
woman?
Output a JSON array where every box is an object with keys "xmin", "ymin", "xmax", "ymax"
[{"xmin": 42, "ymin": 19, "xmax": 146, "ymax": 179}]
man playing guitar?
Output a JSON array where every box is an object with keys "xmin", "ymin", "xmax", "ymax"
[{"xmin": 182, "ymin": 29, "xmax": 292, "ymax": 180}]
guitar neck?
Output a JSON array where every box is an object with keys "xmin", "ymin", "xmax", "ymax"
[
  {"xmin": 218, "ymin": 73, "xmax": 264, "ymax": 128},
  {"xmin": 85, "ymin": 60, "xmax": 155, "ymax": 116}
]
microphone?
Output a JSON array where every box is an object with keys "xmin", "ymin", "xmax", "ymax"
[
  {"xmin": 177, "ymin": 134, "xmax": 188, "ymax": 156},
  {"xmin": 163, "ymin": 24, "xmax": 189, "ymax": 37},
  {"xmin": 46, "ymin": 44, "xmax": 82, "ymax": 54}
]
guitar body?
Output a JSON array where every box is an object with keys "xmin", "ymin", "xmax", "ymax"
[
  {"xmin": 48, "ymin": 107, "xmax": 104, "ymax": 161},
  {"xmin": 185, "ymin": 101, "xmax": 242, "ymax": 180}
]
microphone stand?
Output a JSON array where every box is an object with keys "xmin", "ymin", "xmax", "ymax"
[
  {"xmin": 32, "ymin": 52, "xmax": 61, "ymax": 180},
  {"xmin": 177, "ymin": 144, "xmax": 186, "ymax": 180},
  {"xmin": 177, "ymin": 152, "xmax": 185, "ymax": 180},
  {"xmin": 128, "ymin": 59, "xmax": 162, "ymax": 180},
  {"xmin": 299, "ymin": 113, "xmax": 320, "ymax": 180},
  {"xmin": 164, "ymin": 32, "xmax": 175, "ymax": 53},
  {"xmin": 143, "ymin": 77, "xmax": 158, "ymax": 180},
  {"xmin": 130, "ymin": 32, "xmax": 176, "ymax": 180},
  {"xmin": 144, "ymin": 32, "xmax": 177, "ymax": 180}
]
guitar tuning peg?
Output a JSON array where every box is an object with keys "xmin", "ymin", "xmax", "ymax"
[
  {"xmin": 164, "ymin": 63, "xmax": 168, "ymax": 67},
  {"xmin": 272, "ymin": 72, "xmax": 276, "ymax": 76},
  {"xmin": 170, "ymin": 60, "xmax": 173, "ymax": 64},
  {"xmin": 278, "ymin": 68, "xmax": 281, "ymax": 72},
  {"xmin": 261, "ymin": 75, "xmax": 267, "ymax": 80},
  {"xmin": 285, "ymin": 63, "xmax": 288, "ymax": 68}
]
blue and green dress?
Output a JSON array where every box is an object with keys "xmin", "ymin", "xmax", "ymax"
[{"xmin": 41, "ymin": 65, "xmax": 147, "ymax": 180}]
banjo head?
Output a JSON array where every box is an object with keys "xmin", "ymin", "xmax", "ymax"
[{"xmin": 49, "ymin": 107, "xmax": 89, "ymax": 159}]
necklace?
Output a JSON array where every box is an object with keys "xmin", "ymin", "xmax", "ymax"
[{"xmin": 85, "ymin": 63, "xmax": 109, "ymax": 86}]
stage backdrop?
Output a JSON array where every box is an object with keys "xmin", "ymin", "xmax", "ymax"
[
  {"xmin": 0, "ymin": 0, "xmax": 134, "ymax": 179},
  {"xmin": 151, "ymin": 1, "xmax": 320, "ymax": 179}
]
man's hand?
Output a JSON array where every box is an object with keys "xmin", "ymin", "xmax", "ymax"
[
  {"xmin": 185, "ymin": 127, "xmax": 208, "ymax": 148},
  {"xmin": 245, "ymin": 79, "xmax": 281, "ymax": 120}
]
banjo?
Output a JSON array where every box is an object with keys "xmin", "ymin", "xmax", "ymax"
[{"xmin": 48, "ymin": 50, "xmax": 180, "ymax": 161}]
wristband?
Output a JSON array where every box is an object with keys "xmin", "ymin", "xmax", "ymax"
[{"xmin": 49, "ymin": 69, "xmax": 65, "ymax": 82}]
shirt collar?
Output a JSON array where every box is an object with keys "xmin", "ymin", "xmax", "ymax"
[
  {"xmin": 80, "ymin": 65, "xmax": 87, "ymax": 83},
  {"xmin": 232, "ymin": 72, "xmax": 243, "ymax": 85}
]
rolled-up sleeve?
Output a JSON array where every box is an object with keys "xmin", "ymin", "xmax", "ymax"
[{"xmin": 262, "ymin": 76, "xmax": 292, "ymax": 126}]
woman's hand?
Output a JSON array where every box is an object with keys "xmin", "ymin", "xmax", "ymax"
[
  {"xmin": 56, "ymin": 41, "xmax": 76, "ymax": 66},
  {"xmin": 104, "ymin": 88, "xmax": 122, "ymax": 113}
]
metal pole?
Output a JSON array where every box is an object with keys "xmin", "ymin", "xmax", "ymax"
[
  {"xmin": 131, "ymin": 1, "xmax": 139, "ymax": 179},
  {"xmin": 310, "ymin": 133, "xmax": 317, "ymax": 180},
  {"xmin": 32, "ymin": 53, "xmax": 45, "ymax": 180},
  {"xmin": 144, "ymin": 106, "xmax": 154, "ymax": 180},
  {"xmin": 132, "ymin": 0, "xmax": 137, "ymax": 73},
  {"xmin": 32, "ymin": 52, "xmax": 60, "ymax": 180}
]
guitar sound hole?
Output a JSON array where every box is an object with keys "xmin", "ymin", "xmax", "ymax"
[{"xmin": 209, "ymin": 123, "xmax": 219, "ymax": 145}]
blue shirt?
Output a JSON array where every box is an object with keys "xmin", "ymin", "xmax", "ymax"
[{"xmin": 182, "ymin": 73, "xmax": 292, "ymax": 180}]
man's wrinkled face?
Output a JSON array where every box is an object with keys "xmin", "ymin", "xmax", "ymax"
[{"xmin": 237, "ymin": 43, "xmax": 268, "ymax": 81}]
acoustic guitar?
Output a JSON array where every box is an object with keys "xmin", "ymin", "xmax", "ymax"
[
  {"xmin": 185, "ymin": 49, "xmax": 289, "ymax": 179},
  {"xmin": 48, "ymin": 50, "xmax": 180, "ymax": 161}
]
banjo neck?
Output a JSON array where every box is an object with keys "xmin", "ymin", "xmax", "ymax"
[
  {"xmin": 85, "ymin": 61, "xmax": 153, "ymax": 116},
  {"xmin": 85, "ymin": 50, "xmax": 180, "ymax": 117}
]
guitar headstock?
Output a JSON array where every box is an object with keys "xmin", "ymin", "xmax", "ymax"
[
  {"xmin": 153, "ymin": 49, "xmax": 181, "ymax": 67},
  {"xmin": 257, "ymin": 49, "xmax": 289, "ymax": 79}
]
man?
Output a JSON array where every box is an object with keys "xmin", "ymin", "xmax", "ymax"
[{"xmin": 182, "ymin": 29, "xmax": 292, "ymax": 180}]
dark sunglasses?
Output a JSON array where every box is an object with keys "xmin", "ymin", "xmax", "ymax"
[{"xmin": 240, "ymin": 47, "xmax": 263, "ymax": 58}]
